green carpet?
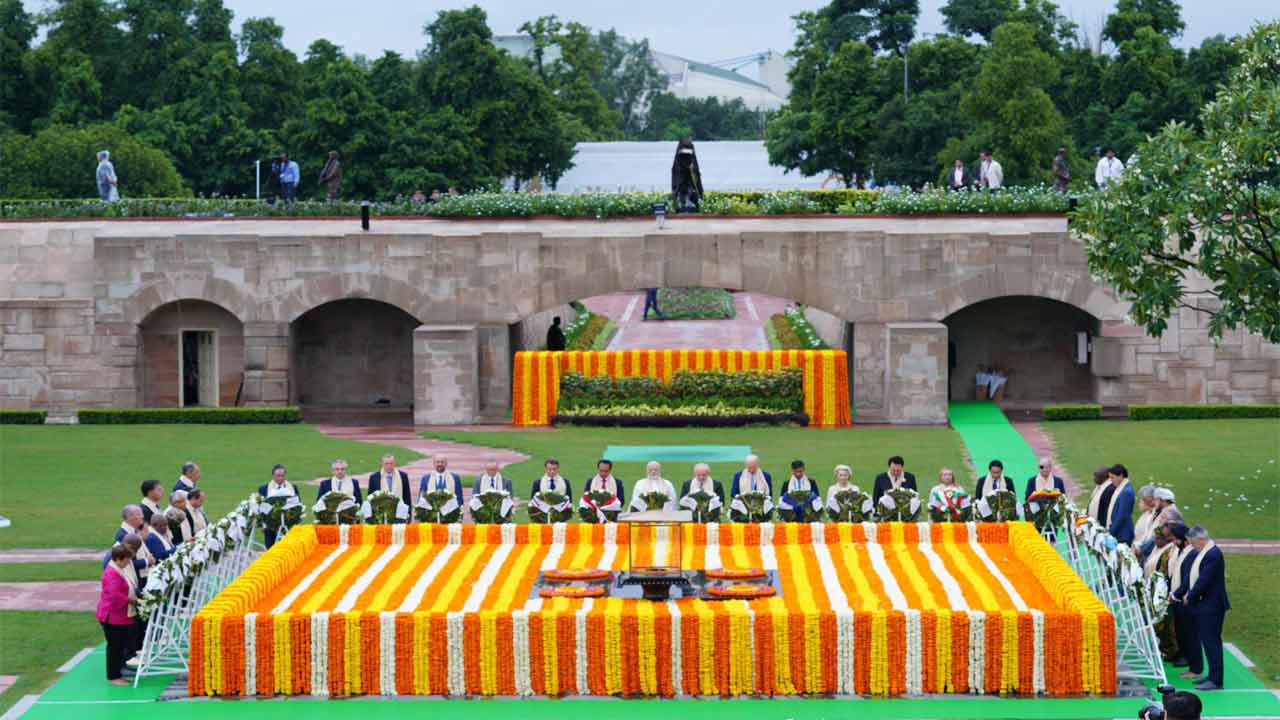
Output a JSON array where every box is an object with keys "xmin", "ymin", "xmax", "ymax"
[
  {"xmin": 22, "ymin": 646, "xmax": 1279, "ymax": 720},
  {"xmin": 602, "ymin": 445, "xmax": 753, "ymax": 462},
  {"xmin": 947, "ymin": 401, "xmax": 1039, "ymax": 488}
]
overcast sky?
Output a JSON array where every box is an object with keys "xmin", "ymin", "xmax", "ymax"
[{"xmin": 25, "ymin": 0, "xmax": 1279, "ymax": 62}]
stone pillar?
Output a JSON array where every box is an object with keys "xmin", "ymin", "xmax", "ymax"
[
  {"xmin": 476, "ymin": 324, "xmax": 511, "ymax": 419},
  {"xmin": 885, "ymin": 323, "xmax": 948, "ymax": 424},
  {"xmin": 414, "ymin": 325, "xmax": 478, "ymax": 426},
  {"xmin": 852, "ymin": 322, "xmax": 887, "ymax": 422},
  {"xmin": 242, "ymin": 322, "xmax": 289, "ymax": 405}
]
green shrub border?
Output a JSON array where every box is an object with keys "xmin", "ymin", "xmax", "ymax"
[
  {"xmin": 1042, "ymin": 404, "xmax": 1103, "ymax": 421},
  {"xmin": 1128, "ymin": 404, "xmax": 1280, "ymax": 420},
  {"xmin": 0, "ymin": 409, "xmax": 47, "ymax": 424},
  {"xmin": 78, "ymin": 407, "xmax": 302, "ymax": 424}
]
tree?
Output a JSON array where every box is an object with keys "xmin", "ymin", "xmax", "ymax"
[
  {"xmin": 1102, "ymin": 0, "xmax": 1183, "ymax": 46},
  {"xmin": 941, "ymin": 21, "xmax": 1068, "ymax": 185},
  {"xmin": 1074, "ymin": 22, "xmax": 1280, "ymax": 343},
  {"xmin": 813, "ymin": 0, "xmax": 921, "ymax": 54},
  {"xmin": 237, "ymin": 17, "xmax": 303, "ymax": 134},
  {"xmin": 0, "ymin": 123, "xmax": 187, "ymax": 198},
  {"xmin": 48, "ymin": 53, "xmax": 103, "ymax": 125},
  {"xmin": 640, "ymin": 94, "xmax": 762, "ymax": 141},
  {"xmin": 0, "ymin": 0, "xmax": 37, "ymax": 130},
  {"xmin": 594, "ymin": 30, "xmax": 667, "ymax": 135},
  {"xmin": 941, "ymin": 0, "xmax": 1015, "ymax": 41},
  {"xmin": 767, "ymin": 41, "xmax": 878, "ymax": 186}
]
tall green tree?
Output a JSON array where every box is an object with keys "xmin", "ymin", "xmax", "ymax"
[
  {"xmin": 0, "ymin": 123, "xmax": 186, "ymax": 198},
  {"xmin": 811, "ymin": 0, "xmax": 921, "ymax": 54},
  {"xmin": 1102, "ymin": 0, "xmax": 1184, "ymax": 45},
  {"xmin": 940, "ymin": 0, "xmax": 1015, "ymax": 41},
  {"xmin": 641, "ymin": 94, "xmax": 763, "ymax": 141},
  {"xmin": 940, "ymin": 21, "xmax": 1069, "ymax": 185},
  {"xmin": 237, "ymin": 17, "xmax": 303, "ymax": 134},
  {"xmin": 594, "ymin": 30, "xmax": 667, "ymax": 135},
  {"xmin": 0, "ymin": 0, "xmax": 36, "ymax": 130},
  {"xmin": 1075, "ymin": 22, "xmax": 1280, "ymax": 343}
]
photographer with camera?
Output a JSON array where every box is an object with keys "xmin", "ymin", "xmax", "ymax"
[{"xmin": 1139, "ymin": 687, "xmax": 1202, "ymax": 720}]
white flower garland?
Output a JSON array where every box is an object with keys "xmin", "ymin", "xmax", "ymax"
[
  {"xmin": 1031, "ymin": 609, "xmax": 1045, "ymax": 695},
  {"xmin": 743, "ymin": 602, "xmax": 757, "ymax": 692},
  {"xmin": 244, "ymin": 612, "xmax": 257, "ymax": 696},
  {"xmin": 448, "ymin": 522, "xmax": 462, "ymax": 545},
  {"xmin": 575, "ymin": 606, "xmax": 589, "ymax": 695},
  {"xmin": 808, "ymin": 514, "xmax": 853, "ymax": 694},
  {"xmin": 758, "ymin": 522, "xmax": 778, "ymax": 570},
  {"xmin": 668, "ymin": 600, "xmax": 683, "ymax": 696},
  {"xmin": 512, "ymin": 610, "xmax": 532, "ymax": 696},
  {"xmin": 864, "ymin": 535, "xmax": 909, "ymax": 610},
  {"xmin": 379, "ymin": 611, "xmax": 396, "ymax": 695},
  {"xmin": 335, "ymin": 543, "xmax": 404, "ymax": 613},
  {"xmin": 311, "ymin": 611, "xmax": 329, "ymax": 697},
  {"xmin": 836, "ymin": 609, "xmax": 855, "ymax": 695},
  {"xmin": 396, "ymin": 543, "xmax": 460, "ymax": 612},
  {"xmin": 968, "ymin": 611, "xmax": 986, "ymax": 694},
  {"xmin": 446, "ymin": 611, "xmax": 465, "ymax": 696},
  {"xmin": 905, "ymin": 609, "xmax": 922, "ymax": 695},
  {"xmin": 704, "ymin": 522, "xmax": 721, "ymax": 568},
  {"xmin": 916, "ymin": 521, "xmax": 970, "ymax": 611}
]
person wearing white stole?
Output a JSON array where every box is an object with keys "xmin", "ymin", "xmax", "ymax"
[
  {"xmin": 1105, "ymin": 464, "xmax": 1136, "ymax": 545},
  {"xmin": 584, "ymin": 459, "xmax": 626, "ymax": 505},
  {"xmin": 188, "ymin": 489, "xmax": 210, "ymax": 532},
  {"xmin": 317, "ymin": 459, "xmax": 363, "ymax": 504},
  {"xmin": 145, "ymin": 513, "xmax": 176, "ymax": 561},
  {"xmin": 630, "ymin": 461, "xmax": 677, "ymax": 512},
  {"xmin": 825, "ymin": 464, "xmax": 864, "ymax": 509},
  {"xmin": 470, "ymin": 461, "xmax": 515, "ymax": 521},
  {"xmin": 115, "ymin": 504, "xmax": 144, "ymax": 544},
  {"xmin": 1024, "ymin": 456, "xmax": 1067, "ymax": 500},
  {"xmin": 419, "ymin": 455, "xmax": 464, "ymax": 509},
  {"xmin": 974, "ymin": 459, "xmax": 1015, "ymax": 499},
  {"xmin": 139, "ymin": 479, "xmax": 165, "ymax": 524},
  {"xmin": 1183, "ymin": 526, "xmax": 1230, "ymax": 690},
  {"xmin": 731, "ymin": 454, "xmax": 772, "ymax": 498},
  {"xmin": 530, "ymin": 458, "xmax": 572, "ymax": 499},
  {"xmin": 679, "ymin": 462, "xmax": 725, "ymax": 507},
  {"xmin": 1133, "ymin": 485, "xmax": 1160, "ymax": 548},
  {"xmin": 175, "ymin": 461, "xmax": 200, "ymax": 494},
  {"xmin": 779, "ymin": 460, "xmax": 822, "ymax": 521},
  {"xmin": 165, "ymin": 490, "xmax": 196, "ymax": 544},
  {"xmin": 258, "ymin": 464, "xmax": 298, "ymax": 499}
]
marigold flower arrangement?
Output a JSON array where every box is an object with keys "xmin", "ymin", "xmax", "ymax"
[
  {"xmin": 578, "ymin": 490, "xmax": 621, "ymax": 523},
  {"xmin": 527, "ymin": 491, "xmax": 573, "ymax": 524},
  {"xmin": 729, "ymin": 491, "xmax": 773, "ymax": 522},
  {"xmin": 827, "ymin": 487, "xmax": 872, "ymax": 522},
  {"xmin": 414, "ymin": 490, "xmax": 461, "ymax": 524},
  {"xmin": 876, "ymin": 487, "xmax": 921, "ymax": 522},
  {"xmin": 313, "ymin": 491, "xmax": 360, "ymax": 525}
]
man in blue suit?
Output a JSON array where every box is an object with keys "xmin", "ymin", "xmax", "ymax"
[
  {"xmin": 1106, "ymin": 464, "xmax": 1135, "ymax": 545},
  {"xmin": 316, "ymin": 459, "xmax": 362, "ymax": 504},
  {"xmin": 369, "ymin": 453, "xmax": 413, "ymax": 505},
  {"xmin": 1025, "ymin": 456, "xmax": 1067, "ymax": 500},
  {"xmin": 419, "ymin": 455, "xmax": 464, "ymax": 509},
  {"xmin": 731, "ymin": 454, "xmax": 772, "ymax": 499},
  {"xmin": 1183, "ymin": 526, "xmax": 1230, "ymax": 690}
]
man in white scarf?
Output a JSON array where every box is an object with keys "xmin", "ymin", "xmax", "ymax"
[
  {"xmin": 679, "ymin": 463, "xmax": 725, "ymax": 508},
  {"xmin": 188, "ymin": 488, "xmax": 210, "ymax": 532},
  {"xmin": 584, "ymin": 459, "xmax": 626, "ymax": 505},
  {"xmin": 175, "ymin": 461, "xmax": 200, "ymax": 493},
  {"xmin": 630, "ymin": 461, "xmax": 677, "ymax": 512},
  {"xmin": 165, "ymin": 490, "xmax": 195, "ymax": 544},
  {"xmin": 469, "ymin": 460, "xmax": 514, "ymax": 521},
  {"xmin": 1024, "ymin": 456, "xmax": 1066, "ymax": 500},
  {"xmin": 779, "ymin": 459, "xmax": 822, "ymax": 521},
  {"xmin": 1183, "ymin": 526, "xmax": 1230, "ymax": 691},
  {"xmin": 530, "ymin": 458, "xmax": 571, "ymax": 498},
  {"xmin": 317, "ymin": 459, "xmax": 363, "ymax": 504},
  {"xmin": 731, "ymin": 454, "xmax": 772, "ymax": 498},
  {"xmin": 258, "ymin": 463, "xmax": 297, "ymax": 499},
  {"xmin": 139, "ymin": 479, "xmax": 165, "ymax": 523},
  {"xmin": 419, "ymin": 456, "xmax": 463, "ymax": 509},
  {"xmin": 974, "ymin": 459, "xmax": 1015, "ymax": 499}
]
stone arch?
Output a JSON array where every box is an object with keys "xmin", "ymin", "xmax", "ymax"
[
  {"xmin": 267, "ymin": 273, "xmax": 428, "ymax": 325},
  {"xmin": 123, "ymin": 275, "xmax": 253, "ymax": 326},
  {"xmin": 138, "ymin": 299, "xmax": 246, "ymax": 407},
  {"xmin": 932, "ymin": 268, "xmax": 1127, "ymax": 324}
]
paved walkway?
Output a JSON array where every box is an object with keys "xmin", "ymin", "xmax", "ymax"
[
  {"xmin": 1011, "ymin": 421, "xmax": 1083, "ymax": 497},
  {"xmin": 582, "ymin": 291, "xmax": 792, "ymax": 350},
  {"xmin": 0, "ymin": 581, "xmax": 98, "ymax": 611},
  {"xmin": 0, "ymin": 548, "xmax": 102, "ymax": 564}
]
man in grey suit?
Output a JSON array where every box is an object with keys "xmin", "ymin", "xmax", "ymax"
[{"xmin": 472, "ymin": 461, "xmax": 514, "ymax": 495}]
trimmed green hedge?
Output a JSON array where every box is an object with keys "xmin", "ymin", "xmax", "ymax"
[
  {"xmin": 1128, "ymin": 404, "xmax": 1280, "ymax": 420},
  {"xmin": 781, "ymin": 306, "xmax": 829, "ymax": 350},
  {"xmin": 78, "ymin": 407, "xmax": 302, "ymax": 424},
  {"xmin": 0, "ymin": 187, "xmax": 1071, "ymax": 220},
  {"xmin": 559, "ymin": 367, "xmax": 804, "ymax": 414},
  {"xmin": 656, "ymin": 287, "xmax": 735, "ymax": 320},
  {"xmin": 0, "ymin": 409, "xmax": 47, "ymax": 424},
  {"xmin": 1043, "ymin": 404, "xmax": 1103, "ymax": 421},
  {"xmin": 563, "ymin": 304, "xmax": 614, "ymax": 351}
]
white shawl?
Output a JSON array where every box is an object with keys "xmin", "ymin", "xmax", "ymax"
[
  {"xmin": 1105, "ymin": 478, "xmax": 1130, "ymax": 528},
  {"xmin": 1134, "ymin": 509, "xmax": 1160, "ymax": 546},
  {"xmin": 537, "ymin": 474, "xmax": 567, "ymax": 495},
  {"xmin": 477, "ymin": 473, "xmax": 508, "ymax": 495},
  {"xmin": 107, "ymin": 560, "xmax": 138, "ymax": 618},
  {"xmin": 1087, "ymin": 483, "xmax": 1107, "ymax": 520},
  {"xmin": 1143, "ymin": 542, "xmax": 1173, "ymax": 579},
  {"xmin": 588, "ymin": 473, "xmax": 620, "ymax": 496},
  {"xmin": 1168, "ymin": 545, "xmax": 1188, "ymax": 594},
  {"xmin": 1032, "ymin": 472, "xmax": 1055, "ymax": 494},
  {"xmin": 738, "ymin": 469, "xmax": 768, "ymax": 495},
  {"xmin": 1187, "ymin": 541, "xmax": 1217, "ymax": 594}
]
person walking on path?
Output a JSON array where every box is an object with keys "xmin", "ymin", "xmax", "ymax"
[
  {"xmin": 643, "ymin": 288, "xmax": 665, "ymax": 320},
  {"xmin": 545, "ymin": 316, "xmax": 566, "ymax": 351},
  {"xmin": 1052, "ymin": 147, "xmax": 1071, "ymax": 193},
  {"xmin": 279, "ymin": 153, "xmax": 300, "ymax": 202},
  {"xmin": 96, "ymin": 150, "xmax": 118, "ymax": 202},
  {"xmin": 319, "ymin": 150, "xmax": 342, "ymax": 202}
]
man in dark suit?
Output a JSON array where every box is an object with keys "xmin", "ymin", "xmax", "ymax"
[
  {"xmin": 730, "ymin": 454, "xmax": 772, "ymax": 498},
  {"xmin": 1025, "ymin": 456, "xmax": 1067, "ymax": 500},
  {"xmin": 139, "ymin": 479, "xmax": 164, "ymax": 523},
  {"xmin": 872, "ymin": 456, "xmax": 917, "ymax": 505},
  {"xmin": 418, "ymin": 455, "xmax": 463, "ymax": 508},
  {"xmin": 975, "ymin": 459, "xmax": 1015, "ymax": 499},
  {"xmin": 1167, "ymin": 524, "xmax": 1200, "ymax": 675},
  {"xmin": 1183, "ymin": 526, "xmax": 1230, "ymax": 690},
  {"xmin": 317, "ymin": 459, "xmax": 362, "ymax": 504},
  {"xmin": 1106, "ymin": 463, "xmax": 1136, "ymax": 545},
  {"xmin": 680, "ymin": 463, "xmax": 725, "ymax": 505},
  {"xmin": 948, "ymin": 159, "xmax": 972, "ymax": 191},
  {"xmin": 369, "ymin": 453, "xmax": 413, "ymax": 505},
  {"xmin": 530, "ymin": 458, "xmax": 571, "ymax": 499}
]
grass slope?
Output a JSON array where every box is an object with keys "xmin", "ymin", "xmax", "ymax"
[
  {"xmin": 1045, "ymin": 419, "xmax": 1280, "ymax": 539},
  {"xmin": 423, "ymin": 425, "xmax": 971, "ymax": 506},
  {"xmin": 1222, "ymin": 553, "xmax": 1280, "ymax": 686},
  {"xmin": 0, "ymin": 611, "xmax": 102, "ymax": 714},
  {"xmin": 0, "ymin": 425, "xmax": 421, "ymax": 549}
]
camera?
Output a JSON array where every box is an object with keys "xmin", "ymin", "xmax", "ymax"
[{"xmin": 1140, "ymin": 685, "xmax": 1200, "ymax": 720}]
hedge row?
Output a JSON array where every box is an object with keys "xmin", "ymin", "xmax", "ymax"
[
  {"xmin": 559, "ymin": 367, "xmax": 804, "ymax": 414},
  {"xmin": 1128, "ymin": 404, "xmax": 1280, "ymax": 420},
  {"xmin": 562, "ymin": 304, "xmax": 614, "ymax": 351},
  {"xmin": 0, "ymin": 409, "xmax": 47, "ymax": 424},
  {"xmin": 1043, "ymin": 404, "xmax": 1103, "ymax": 421},
  {"xmin": 0, "ymin": 187, "xmax": 1070, "ymax": 220},
  {"xmin": 552, "ymin": 412, "xmax": 809, "ymax": 427},
  {"xmin": 655, "ymin": 287, "xmax": 735, "ymax": 320},
  {"xmin": 78, "ymin": 407, "xmax": 302, "ymax": 424}
]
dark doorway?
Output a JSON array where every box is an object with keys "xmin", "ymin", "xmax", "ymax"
[
  {"xmin": 290, "ymin": 299, "xmax": 420, "ymax": 408},
  {"xmin": 181, "ymin": 330, "xmax": 217, "ymax": 406}
]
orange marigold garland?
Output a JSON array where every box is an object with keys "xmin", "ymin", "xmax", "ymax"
[
  {"xmin": 706, "ymin": 568, "xmax": 767, "ymax": 581},
  {"xmin": 538, "ymin": 585, "xmax": 605, "ymax": 599},
  {"xmin": 707, "ymin": 584, "xmax": 776, "ymax": 599},
  {"xmin": 543, "ymin": 568, "xmax": 611, "ymax": 582}
]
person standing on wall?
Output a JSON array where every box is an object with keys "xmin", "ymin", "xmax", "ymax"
[
  {"xmin": 1052, "ymin": 147, "xmax": 1071, "ymax": 193},
  {"xmin": 279, "ymin": 153, "xmax": 300, "ymax": 203},
  {"xmin": 96, "ymin": 150, "xmax": 118, "ymax": 202},
  {"xmin": 319, "ymin": 150, "xmax": 341, "ymax": 202}
]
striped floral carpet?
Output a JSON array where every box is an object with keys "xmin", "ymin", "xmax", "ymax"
[{"xmin": 191, "ymin": 522, "xmax": 1114, "ymax": 698}]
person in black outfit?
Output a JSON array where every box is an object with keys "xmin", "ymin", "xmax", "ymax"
[
  {"xmin": 872, "ymin": 455, "xmax": 917, "ymax": 505},
  {"xmin": 546, "ymin": 316, "xmax": 566, "ymax": 351},
  {"xmin": 1184, "ymin": 526, "xmax": 1230, "ymax": 691},
  {"xmin": 671, "ymin": 138, "xmax": 704, "ymax": 213}
]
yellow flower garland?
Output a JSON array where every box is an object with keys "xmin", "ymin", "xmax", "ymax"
[
  {"xmin": 936, "ymin": 608, "xmax": 952, "ymax": 692},
  {"xmin": 604, "ymin": 600, "xmax": 623, "ymax": 695},
  {"xmin": 480, "ymin": 611, "xmax": 498, "ymax": 695},
  {"xmin": 771, "ymin": 601, "xmax": 795, "ymax": 694},
  {"xmin": 413, "ymin": 611, "xmax": 430, "ymax": 694},
  {"xmin": 636, "ymin": 600, "xmax": 657, "ymax": 695},
  {"xmin": 870, "ymin": 610, "xmax": 888, "ymax": 695},
  {"xmin": 1001, "ymin": 610, "xmax": 1019, "ymax": 695}
]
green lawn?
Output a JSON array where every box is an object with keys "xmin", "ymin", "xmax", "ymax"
[
  {"xmin": 0, "ymin": 425, "xmax": 421, "ymax": 549},
  {"xmin": 1045, "ymin": 419, "xmax": 1280, "ymax": 539},
  {"xmin": 0, "ymin": 560, "xmax": 102, "ymax": 582},
  {"xmin": 0, "ymin": 610, "xmax": 103, "ymax": 714},
  {"xmin": 1224, "ymin": 553, "xmax": 1280, "ymax": 687},
  {"xmin": 424, "ymin": 425, "xmax": 972, "ymax": 505}
]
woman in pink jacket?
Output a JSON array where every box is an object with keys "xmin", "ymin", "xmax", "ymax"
[{"xmin": 97, "ymin": 544, "xmax": 136, "ymax": 684}]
